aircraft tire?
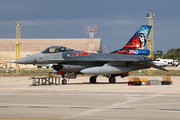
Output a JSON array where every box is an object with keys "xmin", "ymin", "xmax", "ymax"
[
  {"xmin": 109, "ymin": 76, "xmax": 116, "ymax": 83},
  {"xmin": 62, "ymin": 79, "xmax": 67, "ymax": 85},
  {"xmin": 90, "ymin": 76, "xmax": 96, "ymax": 83}
]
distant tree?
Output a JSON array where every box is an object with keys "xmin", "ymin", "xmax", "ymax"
[
  {"xmin": 155, "ymin": 48, "xmax": 180, "ymax": 61},
  {"xmin": 167, "ymin": 48, "xmax": 176, "ymax": 54},
  {"xmin": 154, "ymin": 50, "xmax": 163, "ymax": 59},
  {"xmin": 175, "ymin": 48, "xmax": 180, "ymax": 57},
  {"xmin": 163, "ymin": 53, "xmax": 177, "ymax": 60},
  {"xmin": 177, "ymin": 56, "xmax": 180, "ymax": 61},
  {"xmin": 166, "ymin": 48, "xmax": 180, "ymax": 60}
]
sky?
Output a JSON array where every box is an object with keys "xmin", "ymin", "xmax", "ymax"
[{"xmin": 0, "ymin": 0, "xmax": 180, "ymax": 54}]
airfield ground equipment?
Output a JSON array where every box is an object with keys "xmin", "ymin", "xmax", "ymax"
[
  {"xmin": 30, "ymin": 72, "xmax": 61, "ymax": 86},
  {"xmin": 128, "ymin": 77, "xmax": 172, "ymax": 86}
]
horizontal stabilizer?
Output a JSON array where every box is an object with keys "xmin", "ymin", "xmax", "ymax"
[{"xmin": 146, "ymin": 62, "xmax": 168, "ymax": 72}]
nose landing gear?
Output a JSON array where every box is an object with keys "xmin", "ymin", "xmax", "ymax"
[{"xmin": 62, "ymin": 79, "xmax": 67, "ymax": 85}]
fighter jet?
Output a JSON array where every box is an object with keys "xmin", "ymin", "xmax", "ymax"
[{"xmin": 14, "ymin": 25, "xmax": 167, "ymax": 85}]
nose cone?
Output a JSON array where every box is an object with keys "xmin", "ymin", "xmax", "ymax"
[{"xmin": 14, "ymin": 55, "xmax": 36, "ymax": 64}]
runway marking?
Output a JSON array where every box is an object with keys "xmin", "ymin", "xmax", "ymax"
[
  {"xmin": 113, "ymin": 108, "xmax": 134, "ymax": 110},
  {"xmin": 29, "ymin": 106, "xmax": 49, "ymax": 108},
  {"xmin": 0, "ymin": 106, "xmax": 180, "ymax": 112},
  {"xmin": 0, "ymin": 93, "xmax": 180, "ymax": 97},
  {"xmin": 0, "ymin": 106, "xmax": 8, "ymax": 108},
  {"xmin": 160, "ymin": 109, "xmax": 180, "ymax": 112},
  {"xmin": 0, "ymin": 118, "xmax": 86, "ymax": 120},
  {"xmin": 70, "ymin": 107, "xmax": 91, "ymax": 109},
  {"xmin": 65, "ymin": 94, "xmax": 168, "ymax": 118}
]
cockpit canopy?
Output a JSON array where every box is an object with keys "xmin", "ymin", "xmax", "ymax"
[{"xmin": 42, "ymin": 46, "xmax": 73, "ymax": 53}]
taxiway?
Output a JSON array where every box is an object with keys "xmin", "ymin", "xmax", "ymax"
[{"xmin": 0, "ymin": 76, "xmax": 180, "ymax": 120}]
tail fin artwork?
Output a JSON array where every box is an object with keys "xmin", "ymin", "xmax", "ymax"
[{"xmin": 111, "ymin": 25, "xmax": 152, "ymax": 55}]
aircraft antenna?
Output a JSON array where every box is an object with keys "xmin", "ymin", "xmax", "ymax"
[
  {"xmin": 85, "ymin": 25, "xmax": 98, "ymax": 52},
  {"xmin": 15, "ymin": 19, "xmax": 21, "ymax": 73}
]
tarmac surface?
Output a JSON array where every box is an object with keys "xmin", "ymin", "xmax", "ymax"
[{"xmin": 0, "ymin": 76, "xmax": 180, "ymax": 120}]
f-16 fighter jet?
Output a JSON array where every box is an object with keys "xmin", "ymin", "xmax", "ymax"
[{"xmin": 14, "ymin": 25, "xmax": 167, "ymax": 85}]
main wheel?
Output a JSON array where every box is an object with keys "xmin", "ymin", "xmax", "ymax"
[
  {"xmin": 90, "ymin": 76, "xmax": 97, "ymax": 83},
  {"xmin": 62, "ymin": 79, "xmax": 67, "ymax": 85},
  {"xmin": 109, "ymin": 76, "xmax": 116, "ymax": 83}
]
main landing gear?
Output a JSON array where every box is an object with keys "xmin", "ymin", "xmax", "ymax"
[
  {"xmin": 108, "ymin": 76, "xmax": 116, "ymax": 83},
  {"xmin": 89, "ymin": 75, "xmax": 116, "ymax": 83},
  {"xmin": 89, "ymin": 76, "xmax": 97, "ymax": 83}
]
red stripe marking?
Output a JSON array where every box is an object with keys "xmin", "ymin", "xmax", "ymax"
[
  {"xmin": 58, "ymin": 72, "xmax": 63, "ymax": 75},
  {"xmin": 72, "ymin": 52, "xmax": 79, "ymax": 57},
  {"xmin": 80, "ymin": 52, "xmax": 90, "ymax": 56}
]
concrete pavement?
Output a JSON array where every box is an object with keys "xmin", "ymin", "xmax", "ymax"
[{"xmin": 0, "ymin": 76, "xmax": 180, "ymax": 120}]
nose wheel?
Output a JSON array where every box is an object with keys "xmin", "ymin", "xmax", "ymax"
[{"xmin": 62, "ymin": 79, "xmax": 67, "ymax": 85}]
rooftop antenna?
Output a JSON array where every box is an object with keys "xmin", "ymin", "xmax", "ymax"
[
  {"xmin": 85, "ymin": 25, "xmax": 98, "ymax": 52},
  {"xmin": 103, "ymin": 45, "xmax": 108, "ymax": 53},
  {"xmin": 85, "ymin": 25, "xmax": 98, "ymax": 38}
]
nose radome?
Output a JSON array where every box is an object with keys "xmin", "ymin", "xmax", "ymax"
[{"xmin": 14, "ymin": 55, "xmax": 36, "ymax": 64}]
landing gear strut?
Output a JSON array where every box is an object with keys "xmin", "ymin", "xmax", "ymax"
[
  {"xmin": 89, "ymin": 76, "xmax": 97, "ymax": 83},
  {"xmin": 109, "ymin": 76, "xmax": 116, "ymax": 83},
  {"xmin": 61, "ymin": 73, "xmax": 67, "ymax": 85}
]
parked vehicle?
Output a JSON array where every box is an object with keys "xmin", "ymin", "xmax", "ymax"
[
  {"xmin": 156, "ymin": 58, "xmax": 179, "ymax": 67},
  {"xmin": 173, "ymin": 60, "xmax": 179, "ymax": 67}
]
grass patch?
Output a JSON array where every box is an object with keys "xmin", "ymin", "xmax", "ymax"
[
  {"xmin": 130, "ymin": 69, "xmax": 180, "ymax": 76},
  {"xmin": 0, "ymin": 68, "xmax": 52, "ymax": 77},
  {"xmin": 0, "ymin": 68, "xmax": 180, "ymax": 77}
]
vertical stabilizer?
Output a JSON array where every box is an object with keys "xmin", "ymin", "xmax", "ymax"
[{"xmin": 111, "ymin": 25, "xmax": 152, "ymax": 55}]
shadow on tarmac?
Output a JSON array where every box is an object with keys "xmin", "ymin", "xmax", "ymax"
[{"xmin": 66, "ymin": 82, "xmax": 128, "ymax": 85}]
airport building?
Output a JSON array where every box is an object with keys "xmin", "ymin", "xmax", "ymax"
[{"xmin": 0, "ymin": 38, "xmax": 102, "ymax": 68}]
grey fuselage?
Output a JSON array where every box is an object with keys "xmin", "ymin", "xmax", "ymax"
[{"xmin": 15, "ymin": 49, "xmax": 152, "ymax": 74}]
